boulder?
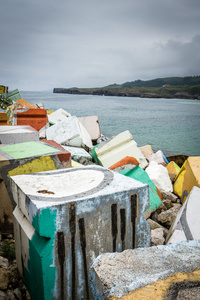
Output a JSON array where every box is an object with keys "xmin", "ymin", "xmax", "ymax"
[{"xmin": 146, "ymin": 161, "xmax": 173, "ymax": 193}]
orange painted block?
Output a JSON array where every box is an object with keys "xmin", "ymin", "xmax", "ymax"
[
  {"xmin": 16, "ymin": 108, "xmax": 48, "ymax": 131},
  {"xmin": 109, "ymin": 156, "xmax": 139, "ymax": 172},
  {"xmin": 15, "ymin": 99, "xmax": 37, "ymax": 109},
  {"xmin": 0, "ymin": 112, "xmax": 8, "ymax": 125}
]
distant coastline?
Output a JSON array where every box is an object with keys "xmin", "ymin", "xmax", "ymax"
[
  {"xmin": 53, "ymin": 75, "xmax": 200, "ymax": 100},
  {"xmin": 53, "ymin": 87, "xmax": 200, "ymax": 100}
]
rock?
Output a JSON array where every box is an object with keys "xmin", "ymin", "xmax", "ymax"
[
  {"xmin": 0, "ymin": 268, "xmax": 9, "ymax": 290},
  {"xmin": 14, "ymin": 288, "xmax": 22, "ymax": 300},
  {"xmin": 147, "ymin": 219, "xmax": 169, "ymax": 237},
  {"xmin": 161, "ymin": 191, "xmax": 178, "ymax": 202},
  {"xmin": 157, "ymin": 204, "xmax": 182, "ymax": 227},
  {"xmin": 0, "ymin": 291, "xmax": 6, "ymax": 300},
  {"xmin": 156, "ymin": 203, "xmax": 167, "ymax": 214},
  {"xmin": 145, "ymin": 161, "xmax": 173, "ymax": 193},
  {"xmin": 163, "ymin": 199, "xmax": 173, "ymax": 209},
  {"xmin": 151, "ymin": 228, "xmax": 165, "ymax": 246},
  {"xmin": 5, "ymin": 290, "xmax": 15, "ymax": 300},
  {"xmin": 0, "ymin": 257, "xmax": 9, "ymax": 269}
]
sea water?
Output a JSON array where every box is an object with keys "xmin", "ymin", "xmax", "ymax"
[{"xmin": 21, "ymin": 91, "xmax": 200, "ymax": 156}]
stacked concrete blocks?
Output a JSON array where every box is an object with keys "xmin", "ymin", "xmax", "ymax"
[{"xmin": 11, "ymin": 165, "xmax": 150, "ymax": 300}]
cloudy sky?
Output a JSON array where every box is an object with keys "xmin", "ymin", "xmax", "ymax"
[{"xmin": 1, "ymin": 0, "xmax": 200, "ymax": 91}]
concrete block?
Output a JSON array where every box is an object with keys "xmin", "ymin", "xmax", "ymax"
[
  {"xmin": 166, "ymin": 186, "xmax": 200, "ymax": 244},
  {"xmin": 0, "ymin": 125, "xmax": 39, "ymax": 144},
  {"xmin": 15, "ymin": 99, "xmax": 37, "ymax": 109},
  {"xmin": 0, "ymin": 140, "xmax": 71, "ymax": 233},
  {"xmin": 62, "ymin": 145, "xmax": 93, "ymax": 163},
  {"xmin": 109, "ymin": 156, "xmax": 139, "ymax": 172},
  {"xmin": 11, "ymin": 165, "xmax": 150, "ymax": 300},
  {"xmin": 146, "ymin": 161, "xmax": 173, "ymax": 193},
  {"xmin": 166, "ymin": 161, "xmax": 181, "ymax": 182},
  {"xmin": 120, "ymin": 165, "xmax": 162, "ymax": 213},
  {"xmin": 139, "ymin": 144, "xmax": 154, "ymax": 157},
  {"xmin": 6, "ymin": 102, "xmax": 25, "ymax": 125},
  {"xmin": 48, "ymin": 108, "xmax": 71, "ymax": 124},
  {"xmin": 46, "ymin": 116, "xmax": 93, "ymax": 151},
  {"xmin": 0, "ymin": 112, "xmax": 8, "ymax": 126},
  {"xmin": 91, "ymin": 130, "xmax": 148, "ymax": 169},
  {"xmin": 14, "ymin": 108, "xmax": 48, "ymax": 131},
  {"xmin": 146, "ymin": 150, "xmax": 169, "ymax": 166},
  {"xmin": 90, "ymin": 239, "xmax": 200, "ymax": 299},
  {"xmin": 174, "ymin": 156, "xmax": 200, "ymax": 203},
  {"xmin": 78, "ymin": 115, "xmax": 101, "ymax": 142}
]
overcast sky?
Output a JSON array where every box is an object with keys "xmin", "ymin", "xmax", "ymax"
[{"xmin": 1, "ymin": 0, "xmax": 200, "ymax": 91}]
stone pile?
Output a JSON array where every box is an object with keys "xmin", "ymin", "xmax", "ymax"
[
  {"xmin": 0, "ymin": 234, "xmax": 31, "ymax": 300},
  {"xmin": 147, "ymin": 191, "xmax": 181, "ymax": 246}
]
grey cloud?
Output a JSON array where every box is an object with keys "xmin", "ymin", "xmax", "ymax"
[{"xmin": 1, "ymin": 0, "xmax": 200, "ymax": 90}]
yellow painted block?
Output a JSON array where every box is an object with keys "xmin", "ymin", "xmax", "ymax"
[
  {"xmin": 8, "ymin": 156, "xmax": 57, "ymax": 176},
  {"xmin": 173, "ymin": 170, "xmax": 186, "ymax": 198},
  {"xmin": 173, "ymin": 156, "xmax": 200, "ymax": 203},
  {"xmin": 71, "ymin": 160, "xmax": 83, "ymax": 167},
  {"xmin": 109, "ymin": 270, "xmax": 200, "ymax": 300},
  {"xmin": 166, "ymin": 161, "xmax": 180, "ymax": 176}
]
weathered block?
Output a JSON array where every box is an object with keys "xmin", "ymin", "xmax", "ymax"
[
  {"xmin": 78, "ymin": 115, "xmax": 101, "ymax": 142},
  {"xmin": 90, "ymin": 239, "xmax": 200, "ymax": 299},
  {"xmin": 48, "ymin": 108, "xmax": 71, "ymax": 124},
  {"xmin": 91, "ymin": 130, "xmax": 148, "ymax": 169},
  {"xmin": 174, "ymin": 156, "xmax": 200, "ymax": 203},
  {"xmin": 166, "ymin": 186, "xmax": 200, "ymax": 244},
  {"xmin": 14, "ymin": 108, "xmax": 48, "ymax": 131},
  {"xmin": 0, "ymin": 140, "xmax": 71, "ymax": 233},
  {"xmin": 11, "ymin": 165, "xmax": 150, "ymax": 300},
  {"xmin": 0, "ymin": 125, "xmax": 39, "ymax": 144},
  {"xmin": 46, "ymin": 116, "xmax": 93, "ymax": 150}
]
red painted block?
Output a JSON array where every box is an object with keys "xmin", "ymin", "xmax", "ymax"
[{"xmin": 16, "ymin": 108, "xmax": 48, "ymax": 131}]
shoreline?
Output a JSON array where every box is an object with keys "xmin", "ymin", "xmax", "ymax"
[{"xmin": 53, "ymin": 88, "xmax": 200, "ymax": 100}]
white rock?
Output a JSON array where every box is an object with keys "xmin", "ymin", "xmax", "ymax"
[{"xmin": 146, "ymin": 161, "xmax": 173, "ymax": 193}]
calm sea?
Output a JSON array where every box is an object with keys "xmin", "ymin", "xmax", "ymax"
[{"xmin": 21, "ymin": 91, "xmax": 200, "ymax": 156}]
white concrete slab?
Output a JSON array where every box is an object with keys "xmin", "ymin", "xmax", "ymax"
[
  {"xmin": 46, "ymin": 116, "xmax": 93, "ymax": 150},
  {"xmin": 167, "ymin": 186, "xmax": 200, "ymax": 244},
  {"xmin": 94, "ymin": 130, "xmax": 148, "ymax": 169},
  {"xmin": 0, "ymin": 125, "xmax": 39, "ymax": 144},
  {"xmin": 48, "ymin": 108, "xmax": 71, "ymax": 124},
  {"xmin": 78, "ymin": 116, "xmax": 101, "ymax": 141}
]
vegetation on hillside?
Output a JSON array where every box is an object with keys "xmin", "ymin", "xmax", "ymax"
[{"xmin": 54, "ymin": 76, "xmax": 200, "ymax": 99}]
